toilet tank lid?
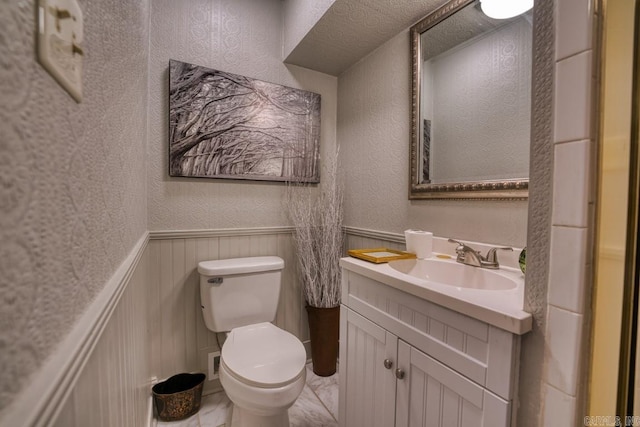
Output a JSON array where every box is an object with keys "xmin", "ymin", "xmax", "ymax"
[{"xmin": 198, "ymin": 256, "xmax": 284, "ymax": 276}]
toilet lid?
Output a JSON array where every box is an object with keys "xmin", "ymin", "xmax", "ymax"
[{"xmin": 222, "ymin": 322, "xmax": 306, "ymax": 388}]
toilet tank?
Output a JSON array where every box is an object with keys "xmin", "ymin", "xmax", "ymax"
[{"xmin": 198, "ymin": 256, "xmax": 285, "ymax": 332}]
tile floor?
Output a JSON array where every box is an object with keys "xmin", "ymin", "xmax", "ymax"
[{"xmin": 156, "ymin": 364, "xmax": 338, "ymax": 427}]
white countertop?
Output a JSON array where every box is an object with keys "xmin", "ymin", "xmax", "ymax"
[{"xmin": 340, "ymin": 256, "xmax": 532, "ymax": 335}]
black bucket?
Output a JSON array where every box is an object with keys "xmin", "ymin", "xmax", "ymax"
[{"xmin": 152, "ymin": 373, "xmax": 206, "ymax": 422}]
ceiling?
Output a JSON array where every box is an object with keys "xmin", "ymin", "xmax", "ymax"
[
  {"xmin": 284, "ymin": 0, "xmax": 449, "ymax": 76},
  {"xmin": 422, "ymin": 3, "xmax": 531, "ymax": 60}
]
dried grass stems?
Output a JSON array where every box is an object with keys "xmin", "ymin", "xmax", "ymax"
[{"xmin": 286, "ymin": 154, "xmax": 344, "ymax": 308}]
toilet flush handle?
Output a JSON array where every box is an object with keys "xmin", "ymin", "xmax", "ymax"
[{"xmin": 208, "ymin": 277, "xmax": 223, "ymax": 285}]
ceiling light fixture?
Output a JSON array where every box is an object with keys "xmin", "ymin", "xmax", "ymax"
[{"xmin": 480, "ymin": 0, "xmax": 534, "ymax": 19}]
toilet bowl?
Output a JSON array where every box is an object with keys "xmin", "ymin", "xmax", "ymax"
[
  {"xmin": 219, "ymin": 323, "xmax": 306, "ymax": 425},
  {"xmin": 197, "ymin": 257, "xmax": 306, "ymax": 427}
]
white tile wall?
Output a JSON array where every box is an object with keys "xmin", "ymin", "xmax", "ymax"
[
  {"xmin": 543, "ymin": 383, "xmax": 577, "ymax": 426},
  {"xmin": 544, "ymin": 0, "xmax": 598, "ymax": 423},
  {"xmin": 553, "ymin": 52, "xmax": 593, "ymax": 143},
  {"xmin": 546, "ymin": 306, "xmax": 584, "ymax": 396},
  {"xmin": 548, "ymin": 226, "xmax": 588, "ymax": 313},
  {"xmin": 555, "ymin": 0, "xmax": 594, "ymax": 61},
  {"xmin": 552, "ymin": 140, "xmax": 592, "ymax": 227}
]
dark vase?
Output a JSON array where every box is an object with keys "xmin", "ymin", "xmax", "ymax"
[{"xmin": 305, "ymin": 305, "xmax": 340, "ymax": 376}]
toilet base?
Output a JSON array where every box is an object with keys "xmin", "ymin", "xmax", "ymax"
[
  {"xmin": 230, "ymin": 404, "xmax": 289, "ymax": 427},
  {"xmin": 219, "ymin": 358, "xmax": 305, "ymax": 427}
]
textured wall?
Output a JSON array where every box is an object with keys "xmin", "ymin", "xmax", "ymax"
[
  {"xmin": 282, "ymin": 0, "xmax": 335, "ymax": 59},
  {"xmin": 148, "ymin": 0, "xmax": 337, "ymax": 231},
  {"xmin": 517, "ymin": 0, "xmax": 553, "ymax": 425},
  {"xmin": 338, "ymin": 30, "xmax": 528, "ymax": 248},
  {"xmin": 429, "ymin": 18, "xmax": 531, "ymax": 182},
  {"xmin": 0, "ymin": 0, "xmax": 149, "ymax": 411}
]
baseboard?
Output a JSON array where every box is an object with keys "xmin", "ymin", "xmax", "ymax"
[
  {"xmin": 303, "ymin": 339, "xmax": 312, "ymax": 362},
  {"xmin": 147, "ymin": 393, "xmax": 155, "ymax": 427},
  {"xmin": 0, "ymin": 233, "xmax": 150, "ymax": 427}
]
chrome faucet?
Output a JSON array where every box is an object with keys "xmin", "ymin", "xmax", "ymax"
[{"xmin": 448, "ymin": 239, "xmax": 513, "ymax": 269}]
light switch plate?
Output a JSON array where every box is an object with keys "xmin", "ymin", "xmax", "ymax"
[{"xmin": 37, "ymin": 0, "xmax": 84, "ymax": 102}]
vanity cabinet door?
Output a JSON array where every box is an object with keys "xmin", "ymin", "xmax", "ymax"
[
  {"xmin": 395, "ymin": 341, "xmax": 511, "ymax": 427},
  {"xmin": 339, "ymin": 306, "xmax": 398, "ymax": 427}
]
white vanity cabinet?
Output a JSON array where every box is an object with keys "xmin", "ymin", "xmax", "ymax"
[{"xmin": 338, "ymin": 268, "xmax": 523, "ymax": 427}]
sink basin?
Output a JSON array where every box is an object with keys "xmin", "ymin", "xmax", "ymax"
[{"xmin": 388, "ymin": 258, "xmax": 518, "ymax": 291}]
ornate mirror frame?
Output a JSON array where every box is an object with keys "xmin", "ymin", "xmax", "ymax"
[{"xmin": 409, "ymin": 0, "xmax": 529, "ymax": 200}]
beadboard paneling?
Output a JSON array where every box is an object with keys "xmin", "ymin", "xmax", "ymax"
[
  {"xmin": 147, "ymin": 230, "xmax": 306, "ymax": 395},
  {"xmin": 52, "ymin": 245, "xmax": 152, "ymax": 427},
  {"xmin": 345, "ymin": 232, "xmax": 405, "ymax": 253},
  {"xmin": 55, "ymin": 244, "xmax": 152, "ymax": 427},
  {"xmin": 38, "ymin": 226, "xmax": 468, "ymax": 427},
  {"xmin": 3, "ymin": 236, "xmax": 152, "ymax": 427},
  {"xmin": 116, "ymin": 245, "xmax": 151, "ymax": 426}
]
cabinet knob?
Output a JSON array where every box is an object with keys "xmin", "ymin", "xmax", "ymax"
[
  {"xmin": 383, "ymin": 359, "xmax": 393, "ymax": 369},
  {"xmin": 395, "ymin": 368, "xmax": 405, "ymax": 380}
]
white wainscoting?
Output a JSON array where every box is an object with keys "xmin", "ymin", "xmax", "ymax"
[
  {"xmin": 2, "ymin": 226, "xmax": 405, "ymax": 427},
  {"xmin": 147, "ymin": 227, "xmax": 307, "ymax": 396},
  {"xmin": 344, "ymin": 226, "xmax": 405, "ymax": 252},
  {"xmin": 145, "ymin": 226, "xmax": 405, "ymax": 397},
  {"xmin": 1, "ymin": 234, "xmax": 151, "ymax": 427},
  {"xmin": 53, "ymin": 241, "xmax": 152, "ymax": 427}
]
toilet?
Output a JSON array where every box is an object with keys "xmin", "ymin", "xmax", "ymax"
[{"xmin": 198, "ymin": 256, "xmax": 306, "ymax": 427}]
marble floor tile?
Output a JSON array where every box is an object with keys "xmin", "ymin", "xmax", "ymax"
[
  {"xmin": 305, "ymin": 365, "xmax": 339, "ymax": 420},
  {"xmin": 156, "ymin": 411, "xmax": 200, "ymax": 427},
  {"xmin": 155, "ymin": 362, "xmax": 339, "ymax": 427},
  {"xmin": 199, "ymin": 392, "xmax": 233, "ymax": 427},
  {"xmin": 289, "ymin": 385, "xmax": 338, "ymax": 427}
]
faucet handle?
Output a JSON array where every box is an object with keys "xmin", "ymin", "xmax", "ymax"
[
  {"xmin": 447, "ymin": 238, "xmax": 463, "ymax": 248},
  {"xmin": 448, "ymin": 239, "xmax": 478, "ymax": 253},
  {"xmin": 447, "ymin": 238, "xmax": 467, "ymax": 255},
  {"xmin": 485, "ymin": 246, "xmax": 513, "ymax": 264},
  {"xmin": 448, "ymin": 238, "xmax": 472, "ymax": 250},
  {"xmin": 448, "ymin": 239, "xmax": 484, "ymax": 267},
  {"xmin": 448, "ymin": 239, "xmax": 467, "ymax": 261}
]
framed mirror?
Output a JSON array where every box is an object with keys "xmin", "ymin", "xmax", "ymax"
[{"xmin": 409, "ymin": 0, "xmax": 532, "ymax": 199}]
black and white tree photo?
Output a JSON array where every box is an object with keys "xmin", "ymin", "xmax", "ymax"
[{"xmin": 169, "ymin": 60, "xmax": 321, "ymax": 182}]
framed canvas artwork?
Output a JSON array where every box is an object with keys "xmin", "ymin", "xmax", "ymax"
[{"xmin": 169, "ymin": 59, "xmax": 321, "ymax": 182}]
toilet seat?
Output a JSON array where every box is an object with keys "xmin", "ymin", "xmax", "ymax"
[{"xmin": 221, "ymin": 322, "xmax": 306, "ymax": 388}]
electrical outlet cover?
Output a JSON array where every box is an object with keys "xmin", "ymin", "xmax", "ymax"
[
  {"xmin": 37, "ymin": 0, "xmax": 84, "ymax": 102},
  {"xmin": 208, "ymin": 351, "xmax": 221, "ymax": 380}
]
